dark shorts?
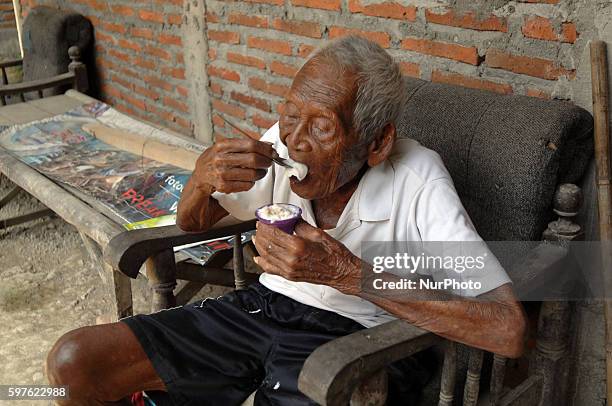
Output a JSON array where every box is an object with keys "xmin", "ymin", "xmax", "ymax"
[{"xmin": 122, "ymin": 282, "xmax": 433, "ymax": 406}]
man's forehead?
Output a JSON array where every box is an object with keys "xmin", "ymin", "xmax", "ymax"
[{"xmin": 288, "ymin": 59, "xmax": 356, "ymax": 112}]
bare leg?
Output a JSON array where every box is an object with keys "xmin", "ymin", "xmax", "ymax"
[{"xmin": 46, "ymin": 322, "xmax": 166, "ymax": 406}]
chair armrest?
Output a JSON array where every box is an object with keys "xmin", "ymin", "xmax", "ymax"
[
  {"xmin": 298, "ymin": 319, "xmax": 442, "ymax": 405},
  {"xmin": 103, "ymin": 220, "xmax": 257, "ymax": 278},
  {"xmin": 0, "ymin": 58, "xmax": 23, "ymax": 69},
  {"xmin": 0, "ymin": 72, "xmax": 76, "ymax": 97}
]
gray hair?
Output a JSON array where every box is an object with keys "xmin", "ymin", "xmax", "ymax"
[{"xmin": 310, "ymin": 35, "xmax": 405, "ymax": 145}]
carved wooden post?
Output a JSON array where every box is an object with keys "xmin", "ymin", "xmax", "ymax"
[
  {"xmin": 489, "ymin": 355, "xmax": 507, "ymax": 405},
  {"xmin": 233, "ymin": 233, "xmax": 247, "ymax": 290},
  {"xmin": 463, "ymin": 348, "xmax": 484, "ymax": 406},
  {"xmin": 68, "ymin": 46, "xmax": 88, "ymax": 94},
  {"xmin": 533, "ymin": 183, "xmax": 583, "ymax": 406},
  {"xmin": 146, "ymin": 248, "xmax": 177, "ymax": 312},
  {"xmin": 439, "ymin": 341, "xmax": 458, "ymax": 406}
]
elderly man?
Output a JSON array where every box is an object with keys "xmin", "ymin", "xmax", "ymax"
[{"xmin": 46, "ymin": 36, "xmax": 526, "ymax": 405}]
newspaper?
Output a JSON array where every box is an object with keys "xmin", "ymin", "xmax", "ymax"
[{"xmin": 0, "ymin": 101, "xmax": 245, "ymax": 264}]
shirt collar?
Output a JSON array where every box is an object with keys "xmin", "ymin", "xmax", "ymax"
[{"xmin": 357, "ymin": 159, "xmax": 395, "ymax": 222}]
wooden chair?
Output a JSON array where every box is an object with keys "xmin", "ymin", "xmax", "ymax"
[{"xmin": 105, "ymin": 76, "xmax": 595, "ymax": 405}]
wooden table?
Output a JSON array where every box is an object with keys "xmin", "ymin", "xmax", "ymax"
[{"xmin": 0, "ymin": 90, "xmax": 201, "ymax": 320}]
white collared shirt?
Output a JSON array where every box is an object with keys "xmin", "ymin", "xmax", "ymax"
[{"xmin": 212, "ymin": 123, "xmax": 510, "ymax": 327}]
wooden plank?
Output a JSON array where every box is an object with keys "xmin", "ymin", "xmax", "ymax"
[
  {"xmin": 499, "ymin": 375, "xmax": 542, "ymax": 406},
  {"xmin": 27, "ymin": 94, "xmax": 83, "ymax": 115},
  {"xmin": 0, "ymin": 102, "xmax": 50, "ymax": 124},
  {"xmin": 0, "ymin": 72, "xmax": 75, "ymax": 98},
  {"xmin": 0, "ymin": 149, "xmax": 123, "ymax": 248}
]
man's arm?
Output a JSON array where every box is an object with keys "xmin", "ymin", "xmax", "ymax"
[
  {"xmin": 356, "ymin": 265, "xmax": 527, "ymax": 358},
  {"xmin": 253, "ymin": 221, "xmax": 527, "ymax": 359}
]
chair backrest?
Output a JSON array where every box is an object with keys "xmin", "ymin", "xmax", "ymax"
[
  {"xmin": 396, "ymin": 77, "xmax": 594, "ymax": 242},
  {"xmin": 22, "ymin": 7, "xmax": 92, "ymax": 86}
]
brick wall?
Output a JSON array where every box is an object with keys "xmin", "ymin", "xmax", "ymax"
[
  {"xmin": 206, "ymin": 0, "xmax": 585, "ymax": 139},
  {"xmin": 17, "ymin": 0, "xmax": 607, "ymax": 142},
  {"xmin": 20, "ymin": 0, "xmax": 192, "ymax": 135}
]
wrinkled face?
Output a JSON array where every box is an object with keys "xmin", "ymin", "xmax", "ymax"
[{"xmin": 279, "ymin": 58, "xmax": 369, "ymax": 200}]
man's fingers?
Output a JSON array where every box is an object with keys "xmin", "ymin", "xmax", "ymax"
[
  {"xmin": 256, "ymin": 222, "xmax": 298, "ymax": 251},
  {"xmin": 217, "ymin": 137, "xmax": 275, "ymax": 158},
  {"xmin": 219, "ymin": 168, "xmax": 267, "ymax": 182},
  {"xmin": 215, "ymin": 180, "xmax": 254, "ymax": 193},
  {"xmin": 224, "ymin": 152, "xmax": 273, "ymax": 169},
  {"xmin": 294, "ymin": 220, "xmax": 323, "ymax": 242},
  {"xmin": 254, "ymin": 256, "xmax": 287, "ymax": 278}
]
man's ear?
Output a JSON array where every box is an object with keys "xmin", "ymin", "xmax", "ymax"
[{"xmin": 367, "ymin": 123, "xmax": 396, "ymax": 167}]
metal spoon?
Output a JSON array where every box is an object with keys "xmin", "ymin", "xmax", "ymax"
[{"xmin": 217, "ymin": 114, "xmax": 293, "ymax": 168}]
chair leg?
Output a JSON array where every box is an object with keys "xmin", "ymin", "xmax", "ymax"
[
  {"xmin": 104, "ymin": 262, "xmax": 133, "ymax": 321},
  {"xmin": 146, "ymin": 248, "xmax": 177, "ymax": 312}
]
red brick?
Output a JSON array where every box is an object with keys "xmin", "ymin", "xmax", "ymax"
[
  {"xmin": 118, "ymin": 38, "xmax": 141, "ymax": 52},
  {"xmin": 349, "ymin": 0, "xmax": 416, "ymax": 21},
  {"xmin": 208, "ymin": 66, "xmax": 241, "ymax": 82},
  {"xmin": 103, "ymin": 22, "xmax": 127, "ymax": 34},
  {"xmin": 210, "ymin": 82, "xmax": 223, "ymax": 96},
  {"xmin": 526, "ymin": 88, "xmax": 551, "ymax": 99},
  {"xmin": 562, "ymin": 22, "xmax": 577, "ymax": 44},
  {"xmin": 522, "ymin": 16, "xmax": 556, "ymax": 41},
  {"xmin": 212, "ymin": 99, "xmax": 247, "ymax": 120},
  {"xmin": 111, "ymin": 74, "xmax": 134, "ymax": 91},
  {"xmin": 328, "ymin": 27, "xmax": 390, "ymax": 48},
  {"xmin": 110, "ymin": 5, "xmax": 134, "ymax": 17},
  {"xmin": 177, "ymin": 85, "xmax": 189, "ymax": 97},
  {"xmin": 120, "ymin": 66, "xmax": 140, "ymax": 79},
  {"xmin": 227, "ymin": 52, "xmax": 266, "ymax": 69},
  {"xmin": 208, "ymin": 48, "xmax": 217, "ymax": 60},
  {"xmin": 132, "ymin": 27, "xmax": 153, "ymax": 40},
  {"xmin": 228, "ymin": 13, "xmax": 268, "ymax": 28},
  {"xmin": 252, "ymin": 114, "xmax": 276, "ymax": 129},
  {"xmin": 231, "ymin": 91, "xmax": 271, "ymax": 112},
  {"xmin": 109, "ymin": 49, "xmax": 130, "ymax": 63},
  {"xmin": 485, "ymin": 49, "xmax": 575, "ymax": 80},
  {"xmin": 145, "ymin": 45, "xmax": 171, "ymax": 60},
  {"xmin": 163, "ymin": 96, "xmax": 189, "ymax": 113},
  {"xmin": 425, "ymin": 9, "xmax": 507, "ymax": 32},
  {"xmin": 296, "ymin": 44, "xmax": 315, "ymax": 58},
  {"xmin": 401, "ymin": 38, "xmax": 481, "ymax": 65},
  {"xmin": 134, "ymin": 57, "xmax": 156, "ymax": 70},
  {"xmin": 95, "ymin": 31, "xmax": 116, "ymax": 45},
  {"xmin": 213, "ymin": 114, "xmax": 226, "ymax": 128},
  {"xmin": 161, "ymin": 67, "xmax": 186, "ymax": 80},
  {"xmin": 243, "ymin": 0, "xmax": 283, "ymax": 5},
  {"xmin": 174, "ymin": 116, "xmax": 192, "ymax": 131},
  {"xmin": 208, "ymin": 30, "xmax": 240, "ymax": 44},
  {"xmin": 248, "ymin": 77, "xmax": 290, "ymax": 98},
  {"xmin": 176, "ymin": 53, "xmax": 185, "ymax": 65},
  {"xmin": 230, "ymin": 126, "xmax": 260, "ymax": 139},
  {"xmin": 74, "ymin": 0, "xmax": 107, "ymax": 11},
  {"xmin": 139, "ymin": 9, "xmax": 164, "ymax": 23},
  {"xmin": 272, "ymin": 19, "xmax": 322, "ymax": 38},
  {"xmin": 134, "ymin": 85, "xmax": 160, "ymax": 101},
  {"xmin": 431, "ymin": 70, "xmax": 513, "ymax": 94},
  {"xmin": 115, "ymin": 103, "xmax": 139, "ymax": 117},
  {"xmin": 291, "ymin": 0, "xmax": 341, "ymax": 11},
  {"xmin": 205, "ymin": 12, "xmax": 220, "ymax": 23},
  {"xmin": 398, "ymin": 61, "xmax": 420, "ymax": 78},
  {"xmin": 270, "ymin": 61, "xmax": 298, "ymax": 78},
  {"xmin": 168, "ymin": 14, "xmax": 183, "ymax": 25},
  {"xmin": 124, "ymin": 93, "xmax": 147, "ymax": 112},
  {"xmin": 145, "ymin": 75, "xmax": 173, "ymax": 91},
  {"xmin": 247, "ymin": 36, "xmax": 292, "ymax": 56},
  {"xmin": 159, "ymin": 34, "xmax": 182, "ymax": 46}
]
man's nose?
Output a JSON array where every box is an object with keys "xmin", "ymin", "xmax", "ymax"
[{"xmin": 286, "ymin": 120, "xmax": 311, "ymax": 153}]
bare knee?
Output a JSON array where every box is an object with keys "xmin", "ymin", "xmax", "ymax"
[{"xmin": 46, "ymin": 326, "xmax": 116, "ymax": 402}]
